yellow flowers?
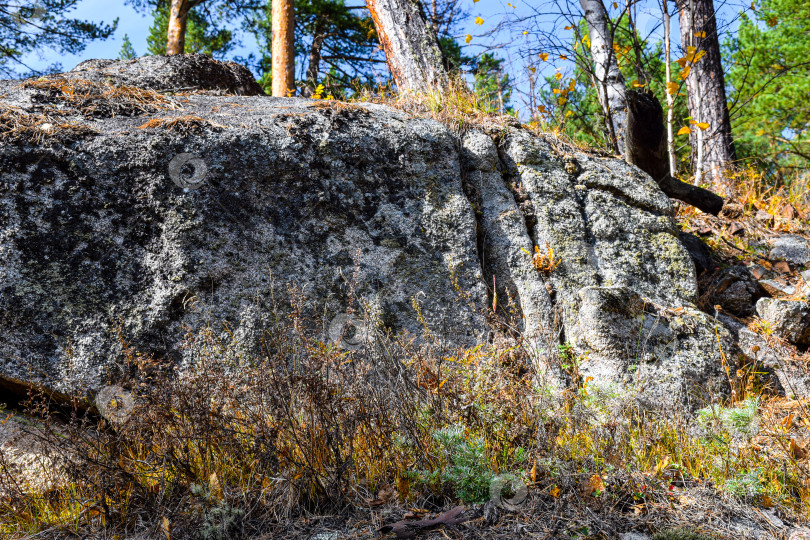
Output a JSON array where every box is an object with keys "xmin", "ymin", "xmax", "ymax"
[
  {"xmin": 311, "ymin": 83, "xmax": 326, "ymax": 99},
  {"xmin": 523, "ymin": 243, "xmax": 561, "ymax": 274}
]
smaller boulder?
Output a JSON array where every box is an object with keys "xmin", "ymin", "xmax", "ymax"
[
  {"xmin": 769, "ymin": 235, "xmax": 810, "ymax": 266},
  {"xmin": 756, "ymin": 298, "xmax": 810, "ymax": 347},
  {"xmin": 69, "ymin": 54, "xmax": 265, "ymax": 96},
  {"xmin": 759, "ymin": 279, "xmax": 797, "ymax": 297},
  {"xmin": 706, "ymin": 266, "xmax": 763, "ymax": 316}
]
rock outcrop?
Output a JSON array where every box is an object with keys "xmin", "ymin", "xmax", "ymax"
[{"xmin": 0, "ymin": 56, "xmax": 765, "ymax": 409}]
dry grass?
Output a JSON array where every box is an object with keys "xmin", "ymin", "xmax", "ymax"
[
  {"xmin": 351, "ymin": 78, "xmax": 518, "ymax": 135},
  {"xmin": 21, "ymin": 76, "xmax": 177, "ymax": 118},
  {"xmin": 137, "ymin": 115, "xmax": 227, "ymax": 133},
  {"xmin": 0, "ymin": 105, "xmax": 97, "ymax": 144},
  {"xmin": 1, "ymin": 280, "xmax": 810, "ymax": 539},
  {"xmin": 528, "ymin": 242, "xmax": 563, "ymax": 275}
]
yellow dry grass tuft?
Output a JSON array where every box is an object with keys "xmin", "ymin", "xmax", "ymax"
[
  {"xmin": 137, "ymin": 114, "xmax": 227, "ymax": 132},
  {"xmin": 21, "ymin": 76, "xmax": 177, "ymax": 118},
  {"xmin": 0, "ymin": 105, "xmax": 96, "ymax": 143},
  {"xmin": 351, "ymin": 78, "xmax": 518, "ymax": 134},
  {"xmin": 529, "ymin": 242, "xmax": 562, "ymax": 275}
]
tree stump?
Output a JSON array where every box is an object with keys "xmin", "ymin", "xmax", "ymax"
[{"xmin": 625, "ymin": 89, "xmax": 724, "ymax": 215}]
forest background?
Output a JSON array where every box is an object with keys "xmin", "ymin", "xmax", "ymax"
[{"xmin": 1, "ymin": 0, "xmax": 807, "ymax": 192}]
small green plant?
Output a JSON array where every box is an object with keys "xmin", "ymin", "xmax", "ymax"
[
  {"xmin": 558, "ymin": 342, "xmax": 583, "ymax": 387},
  {"xmin": 427, "ymin": 426, "xmax": 494, "ymax": 503},
  {"xmin": 191, "ymin": 483, "xmax": 245, "ymax": 540},
  {"xmin": 697, "ymin": 397, "xmax": 760, "ymax": 438},
  {"xmin": 723, "ymin": 469, "xmax": 764, "ymax": 498}
]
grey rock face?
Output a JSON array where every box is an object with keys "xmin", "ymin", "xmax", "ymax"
[
  {"xmin": 498, "ymin": 129, "xmax": 697, "ymax": 320},
  {"xmin": 576, "ymin": 286, "xmax": 732, "ymax": 409},
  {"xmin": 769, "ymin": 234, "xmax": 810, "ymax": 265},
  {"xmin": 460, "ymin": 131, "xmax": 556, "ymax": 362},
  {"xmin": 1, "ymin": 81, "xmax": 487, "ymax": 391},
  {"xmin": 492, "ymin": 131, "xmax": 729, "ymax": 405},
  {"xmin": 0, "ymin": 58, "xmax": 744, "ymax": 410},
  {"xmin": 756, "ymin": 298, "xmax": 810, "ymax": 347}
]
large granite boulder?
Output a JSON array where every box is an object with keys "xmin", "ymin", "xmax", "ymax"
[
  {"xmin": 0, "ymin": 67, "xmax": 487, "ymax": 392},
  {"xmin": 68, "ymin": 54, "xmax": 265, "ymax": 95},
  {"xmin": 0, "ymin": 57, "xmax": 742, "ymax": 409}
]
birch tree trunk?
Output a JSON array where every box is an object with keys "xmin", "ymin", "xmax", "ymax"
[
  {"xmin": 676, "ymin": 0, "xmax": 736, "ymax": 189},
  {"xmin": 272, "ymin": 0, "xmax": 295, "ymax": 97},
  {"xmin": 662, "ymin": 0, "xmax": 677, "ymax": 176},
  {"xmin": 366, "ymin": 0, "xmax": 448, "ymax": 94},
  {"xmin": 580, "ymin": 0, "xmax": 628, "ymax": 155}
]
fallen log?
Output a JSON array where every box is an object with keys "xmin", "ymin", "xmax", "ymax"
[
  {"xmin": 379, "ymin": 506, "xmax": 470, "ymax": 539},
  {"xmin": 625, "ymin": 89, "xmax": 724, "ymax": 216}
]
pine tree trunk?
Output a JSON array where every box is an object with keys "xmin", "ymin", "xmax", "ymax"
[
  {"xmin": 366, "ymin": 0, "xmax": 448, "ymax": 94},
  {"xmin": 580, "ymin": 0, "xmax": 627, "ymax": 155},
  {"xmin": 676, "ymin": 0, "xmax": 736, "ymax": 189},
  {"xmin": 272, "ymin": 0, "xmax": 295, "ymax": 97},
  {"xmin": 167, "ymin": 0, "xmax": 190, "ymax": 55}
]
